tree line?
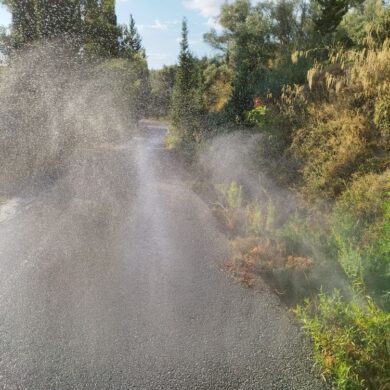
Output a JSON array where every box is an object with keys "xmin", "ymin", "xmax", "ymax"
[{"xmin": 0, "ymin": 0, "xmax": 145, "ymax": 60}]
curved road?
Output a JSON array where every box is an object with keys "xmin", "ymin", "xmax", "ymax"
[{"xmin": 0, "ymin": 122, "xmax": 326, "ymax": 389}]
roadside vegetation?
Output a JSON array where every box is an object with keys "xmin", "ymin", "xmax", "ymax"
[{"xmin": 162, "ymin": 1, "xmax": 390, "ymax": 388}]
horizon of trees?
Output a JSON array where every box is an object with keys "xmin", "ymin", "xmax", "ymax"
[{"xmin": 0, "ymin": 0, "xmax": 146, "ymax": 59}]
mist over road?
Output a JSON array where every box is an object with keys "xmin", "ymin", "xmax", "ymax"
[{"xmin": 0, "ymin": 121, "xmax": 325, "ymax": 389}]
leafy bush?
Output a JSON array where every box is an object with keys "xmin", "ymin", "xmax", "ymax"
[
  {"xmin": 277, "ymin": 84, "xmax": 309, "ymax": 131},
  {"xmin": 332, "ymin": 171, "xmax": 390, "ymax": 306},
  {"xmin": 165, "ymin": 127, "xmax": 183, "ymax": 150},
  {"xmin": 292, "ymin": 106, "xmax": 372, "ymax": 198},
  {"xmin": 276, "ymin": 210, "xmax": 336, "ymax": 260},
  {"xmin": 244, "ymin": 202, "xmax": 262, "ymax": 235},
  {"xmin": 296, "ymin": 293, "xmax": 390, "ymax": 390},
  {"xmin": 245, "ymin": 105, "xmax": 268, "ymax": 128},
  {"xmin": 374, "ymin": 92, "xmax": 390, "ymax": 139},
  {"xmin": 217, "ymin": 181, "xmax": 243, "ymax": 209},
  {"xmin": 366, "ymin": 189, "xmax": 390, "ymax": 308}
]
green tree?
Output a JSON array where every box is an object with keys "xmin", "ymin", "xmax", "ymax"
[
  {"xmin": 1, "ymin": 0, "xmax": 120, "ymax": 55},
  {"xmin": 83, "ymin": 0, "xmax": 120, "ymax": 57},
  {"xmin": 120, "ymin": 14, "xmax": 144, "ymax": 59},
  {"xmin": 170, "ymin": 18, "xmax": 204, "ymax": 142},
  {"xmin": 1, "ymin": 0, "xmax": 84, "ymax": 46},
  {"xmin": 313, "ymin": 0, "xmax": 353, "ymax": 34},
  {"xmin": 35, "ymin": 0, "xmax": 82, "ymax": 39},
  {"xmin": 8, "ymin": 0, "xmax": 37, "ymax": 45},
  {"xmin": 219, "ymin": 0, "xmax": 274, "ymax": 121},
  {"xmin": 150, "ymin": 65, "xmax": 177, "ymax": 118}
]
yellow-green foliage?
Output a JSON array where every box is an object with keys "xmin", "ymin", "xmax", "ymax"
[
  {"xmin": 244, "ymin": 202, "xmax": 262, "ymax": 235},
  {"xmin": 292, "ymin": 106, "xmax": 372, "ymax": 198},
  {"xmin": 296, "ymin": 293, "xmax": 390, "ymax": 390},
  {"xmin": 216, "ymin": 181, "xmax": 279, "ymax": 234},
  {"xmin": 218, "ymin": 181, "xmax": 243, "ymax": 209},
  {"xmin": 245, "ymin": 105, "xmax": 267, "ymax": 128},
  {"xmin": 332, "ymin": 171, "xmax": 390, "ymax": 306},
  {"xmin": 333, "ymin": 172, "xmax": 389, "ymax": 247},
  {"xmin": 278, "ymin": 84, "xmax": 308, "ymax": 129},
  {"xmin": 265, "ymin": 199, "xmax": 276, "ymax": 232},
  {"xmin": 291, "ymin": 42, "xmax": 390, "ymax": 199},
  {"xmin": 342, "ymin": 0, "xmax": 390, "ymax": 48},
  {"xmin": 203, "ymin": 63, "xmax": 233, "ymax": 113},
  {"xmin": 374, "ymin": 91, "xmax": 390, "ymax": 138},
  {"xmin": 165, "ymin": 127, "xmax": 183, "ymax": 150}
]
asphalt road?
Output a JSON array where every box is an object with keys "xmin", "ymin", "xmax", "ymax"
[{"xmin": 0, "ymin": 122, "xmax": 326, "ymax": 389}]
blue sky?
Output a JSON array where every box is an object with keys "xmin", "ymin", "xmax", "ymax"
[{"xmin": 0, "ymin": 0, "xmax": 226, "ymax": 69}]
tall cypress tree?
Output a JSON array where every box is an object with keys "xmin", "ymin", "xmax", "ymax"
[
  {"xmin": 83, "ymin": 0, "xmax": 119, "ymax": 57},
  {"xmin": 120, "ymin": 14, "xmax": 143, "ymax": 58},
  {"xmin": 170, "ymin": 18, "xmax": 203, "ymax": 141},
  {"xmin": 176, "ymin": 18, "xmax": 193, "ymax": 94}
]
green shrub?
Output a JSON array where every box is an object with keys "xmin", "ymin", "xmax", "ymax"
[
  {"xmin": 292, "ymin": 106, "xmax": 372, "ymax": 199},
  {"xmin": 374, "ymin": 92, "xmax": 390, "ymax": 139},
  {"xmin": 165, "ymin": 127, "xmax": 183, "ymax": 150},
  {"xmin": 367, "ymin": 191, "xmax": 390, "ymax": 308},
  {"xmin": 265, "ymin": 199, "xmax": 276, "ymax": 232},
  {"xmin": 332, "ymin": 171, "xmax": 390, "ymax": 306},
  {"xmin": 244, "ymin": 202, "xmax": 262, "ymax": 235},
  {"xmin": 277, "ymin": 84, "xmax": 308, "ymax": 131},
  {"xmin": 245, "ymin": 105, "xmax": 268, "ymax": 128},
  {"xmin": 217, "ymin": 181, "xmax": 243, "ymax": 209},
  {"xmin": 296, "ymin": 292, "xmax": 390, "ymax": 390},
  {"xmin": 276, "ymin": 210, "xmax": 336, "ymax": 260}
]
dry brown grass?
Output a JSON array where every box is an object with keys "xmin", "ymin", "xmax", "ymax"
[{"xmin": 222, "ymin": 236, "xmax": 313, "ymax": 290}]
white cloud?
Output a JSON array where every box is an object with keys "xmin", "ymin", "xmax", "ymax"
[
  {"xmin": 139, "ymin": 20, "xmax": 169, "ymax": 31},
  {"xmin": 183, "ymin": 0, "xmax": 225, "ymax": 18},
  {"xmin": 149, "ymin": 20, "xmax": 168, "ymax": 30},
  {"xmin": 139, "ymin": 20, "xmax": 180, "ymax": 32}
]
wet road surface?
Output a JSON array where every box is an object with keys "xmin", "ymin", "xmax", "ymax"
[{"xmin": 0, "ymin": 122, "xmax": 326, "ymax": 389}]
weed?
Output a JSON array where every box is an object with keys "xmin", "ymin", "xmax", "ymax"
[
  {"xmin": 217, "ymin": 181, "xmax": 243, "ymax": 209},
  {"xmin": 244, "ymin": 202, "xmax": 262, "ymax": 235},
  {"xmin": 165, "ymin": 127, "xmax": 183, "ymax": 150},
  {"xmin": 296, "ymin": 292, "xmax": 390, "ymax": 390}
]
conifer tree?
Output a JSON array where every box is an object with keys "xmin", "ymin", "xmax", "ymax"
[
  {"xmin": 83, "ymin": 0, "xmax": 119, "ymax": 57},
  {"xmin": 171, "ymin": 18, "xmax": 193, "ymax": 132},
  {"xmin": 170, "ymin": 18, "xmax": 204, "ymax": 142},
  {"xmin": 120, "ymin": 14, "xmax": 143, "ymax": 58}
]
